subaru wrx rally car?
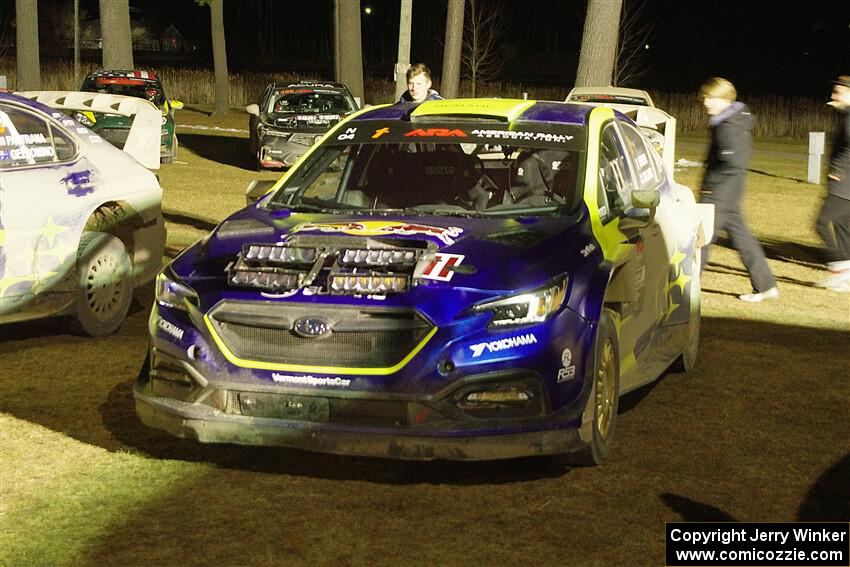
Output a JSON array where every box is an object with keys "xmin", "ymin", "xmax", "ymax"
[
  {"xmin": 246, "ymin": 81, "xmax": 359, "ymax": 170},
  {"xmin": 79, "ymin": 69, "xmax": 184, "ymax": 163},
  {"xmin": 136, "ymin": 98, "xmax": 713, "ymax": 463},
  {"xmin": 1, "ymin": 91, "xmax": 165, "ymax": 335}
]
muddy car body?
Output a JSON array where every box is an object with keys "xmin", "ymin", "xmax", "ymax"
[{"xmin": 136, "ymin": 98, "xmax": 712, "ymax": 462}]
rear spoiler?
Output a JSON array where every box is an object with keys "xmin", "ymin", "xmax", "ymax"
[{"xmin": 14, "ymin": 90, "xmax": 161, "ymax": 170}]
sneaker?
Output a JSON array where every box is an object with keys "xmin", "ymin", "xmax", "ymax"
[
  {"xmin": 739, "ymin": 287, "xmax": 779, "ymax": 302},
  {"xmin": 816, "ymin": 271, "xmax": 850, "ymax": 292},
  {"xmin": 826, "ymin": 260, "xmax": 850, "ymax": 273}
]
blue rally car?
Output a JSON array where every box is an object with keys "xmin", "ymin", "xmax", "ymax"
[{"xmin": 135, "ymin": 98, "xmax": 714, "ymax": 463}]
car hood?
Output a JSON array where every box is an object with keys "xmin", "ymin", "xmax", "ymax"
[{"xmin": 175, "ymin": 206, "xmax": 597, "ymax": 319}]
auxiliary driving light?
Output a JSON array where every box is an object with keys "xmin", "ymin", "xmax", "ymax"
[
  {"xmin": 230, "ymin": 268, "xmax": 302, "ymax": 290},
  {"xmin": 328, "ymin": 273, "xmax": 408, "ymax": 294},
  {"xmin": 340, "ymin": 248, "xmax": 418, "ymax": 268},
  {"xmin": 243, "ymin": 244, "xmax": 316, "ymax": 265}
]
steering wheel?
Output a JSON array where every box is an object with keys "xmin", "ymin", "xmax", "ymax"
[{"xmin": 470, "ymin": 154, "xmax": 500, "ymax": 193}]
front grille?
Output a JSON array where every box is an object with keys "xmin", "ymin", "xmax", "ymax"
[
  {"xmin": 96, "ymin": 127, "xmax": 130, "ymax": 148},
  {"xmin": 208, "ymin": 301, "xmax": 433, "ymax": 369}
]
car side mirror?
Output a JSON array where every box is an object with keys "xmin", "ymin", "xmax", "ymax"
[
  {"xmin": 170, "ymin": 100, "xmax": 184, "ymax": 110},
  {"xmin": 619, "ymin": 189, "xmax": 660, "ymax": 230},
  {"xmin": 246, "ymin": 104, "xmax": 260, "ymax": 116},
  {"xmin": 245, "ymin": 179, "xmax": 277, "ymax": 205}
]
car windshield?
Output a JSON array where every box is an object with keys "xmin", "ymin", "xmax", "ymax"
[
  {"xmin": 267, "ymin": 121, "xmax": 587, "ymax": 217},
  {"xmin": 267, "ymin": 90, "xmax": 356, "ymax": 115},
  {"xmin": 82, "ymin": 78, "xmax": 165, "ymax": 107}
]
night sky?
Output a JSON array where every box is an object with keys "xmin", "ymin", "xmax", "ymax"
[{"xmin": 4, "ymin": 0, "xmax": 849, "ymax": 98}]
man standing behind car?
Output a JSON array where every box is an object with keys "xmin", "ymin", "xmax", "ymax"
[
  {"xmin": 698, "ymin": 77, "xmax": 779, "ymax": 302},
  {"xmin": 397, "ymin": 63, "xmax": 444, "ymax": 103},
  {"xmin": 815, "ymin": 75, "xmax": 850, "ymax": 291}
]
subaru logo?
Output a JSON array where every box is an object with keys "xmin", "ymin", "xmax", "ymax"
[{"xmin": 292, "ymin": 317, "xmax": 331, "ymax": 338}]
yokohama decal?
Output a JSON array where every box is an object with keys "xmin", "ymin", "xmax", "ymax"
[{"xmin": 419, "ymin": 253, "xmax": 464, "ymax": 282}]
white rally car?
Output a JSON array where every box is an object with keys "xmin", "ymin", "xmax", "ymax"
[
  {"xmin": 0, "ymin": 91, "xmax": 165, "ymax": 335},
  {"xmin": 566, "ymin": 86, "xmax": 677, "ymax": 176}
]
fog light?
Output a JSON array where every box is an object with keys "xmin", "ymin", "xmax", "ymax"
[
  {"xmin": 464, "ymin": 389, "xmax": 532, "ymax": 405},
  {"xmin": 453, "ymin": 373, "xmax": 547, "ymax": 419}
]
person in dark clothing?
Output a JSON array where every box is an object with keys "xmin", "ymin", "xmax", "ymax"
[
  {"xmin": 397, "ymin": 63, "xmax": 444, "ymax": 104},
  {"xmin": 698, "ymin": 77, "xmax": 779, "ymax": 302},
  {"xmin": 815, "ymin": 75, "xmax": 850, "ymax": 291}
]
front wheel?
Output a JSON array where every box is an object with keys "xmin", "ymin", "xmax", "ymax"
[
  {"xmin": 563, "ymin": 309, "xmax": 620, "ymax": 466},
  {"xmin": 71, "ymin": 232, "xmax": 133, "ymax": 337}
]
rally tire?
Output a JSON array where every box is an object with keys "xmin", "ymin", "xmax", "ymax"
[
  {"xmin": 562, "ymin": 309, "xmax": 620, "ymax": 466},
  {"xmin": 71, "ymin": 232, "xmax": 133, "ymax": 337}
]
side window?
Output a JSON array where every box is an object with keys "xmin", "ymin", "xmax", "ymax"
[
  {"xmin": 0, "ymin": 104, "xmax": 77, "ymax": 169},
  {"xmin": 597, "ymin": 123, "xmax": 635, "ymax": 221},
  {"xmin": 619, "ymin": 121, "xmax": 663, "ymax": 190}
]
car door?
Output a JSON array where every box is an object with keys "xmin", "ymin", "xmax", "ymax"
[
  {"xmin": 0, "ymin": 101, "xmax": 95, "ymax": 319},
  {"xmin": 596, "ymin": 120, "xmax": 666, "ymax": 387}
]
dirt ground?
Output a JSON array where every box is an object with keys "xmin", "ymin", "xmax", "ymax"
[{"xmin": 1, "ymin": 117, "xmax": 848, "ymax": 566}]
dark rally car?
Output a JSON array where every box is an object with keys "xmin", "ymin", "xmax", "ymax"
[
  {"xmin": 79, "ymin": 69, "xmax": 183, "ymax": 163},
  {"xmin": 246, "ymin": 81, "xmax": 359, "ymax": 170},
  {"xmin": 136, "ymin": 98, "xmax": 714, "ymax": 464}
]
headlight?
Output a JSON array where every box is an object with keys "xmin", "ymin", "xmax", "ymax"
[
  {"xmin": 74, "ymin": 112, "xmax": 94, "ymax": 127},
  {"xmin": 155, "ymin": 269, "xmax": 199, "ymax": 312},
  {"xmin": 471, "ymin": 277, "xmax": 568, "ymax": 327}
]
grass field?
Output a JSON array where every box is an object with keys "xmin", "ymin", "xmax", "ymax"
[{"xmin": 0, "ymin": 106, "xmax": 847, "ymax": 567}]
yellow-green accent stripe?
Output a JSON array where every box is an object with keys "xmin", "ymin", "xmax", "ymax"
[
  {"xmin": 410, "ymin": 98, "xmax": 535, "ymax": 121},
  {"xmin": 582, "ymin": 106, "xmax": 633, "ymax": 264},
  {"xmin": 203, "ymin": 313, "xmax": 437, "ymax": 375}
]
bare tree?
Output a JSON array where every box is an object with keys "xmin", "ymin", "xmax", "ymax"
[
  {"xmin": 441, "ymin": 0, "xmax": 464, "ymax": 99},
  {"xmin": 336, "ymin": 0, "xmax": 364, "ymax": 103},
  {"xmin": 209, "ymin": 0, "xmax": 230, "ymax": 115},
  {"xmin": 100, "ymin": 0, "xmax": 134, "ymax": 69},
  {"xmin": 575, "ymin": 0, "xmax": 623, "ymax": 87},
  {"xmin": 461, "ymin": 0, "xmax": 506, "ymax": 96},
  {"xmin": 195, "ymin": 0, "xmax": 230, "ymax": 116},
  {"xmin": 15, "ymin": 0, "xmax": 40, "ymax": 89},
  {"xmin": 613, "ymin": 0, "xmax": 653, "ymax": 87}
]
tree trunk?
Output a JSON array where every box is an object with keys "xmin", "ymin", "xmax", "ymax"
[
  {"xmin": 100, "ymin": 0, "xmax": 134, "ymax": 69},
  {"xmin": 210, "ymin": 0, "xmax": 230, "ymax": 115},
  {"xmin": 441, "ymin": 0, "xmax": 464, "ymax": 99},
  {"xmin": 575, "ymin": 0, "xmax": 623, "ymax": 87},
  {"xmin": 336, "ymin": 0, "xmax": 364, "ymax": 103},
  {"xmin": 15, "ymin": 0, "xmax": 40, "ymax": 90}
]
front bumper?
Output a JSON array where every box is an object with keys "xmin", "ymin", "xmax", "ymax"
[
  {"xmin": 258, "ymin": 137, "xmax": 314, "ymax": 169},
  {"xmin": 134, "ymin": 388, "xmax": 584, "ymax": 460}
]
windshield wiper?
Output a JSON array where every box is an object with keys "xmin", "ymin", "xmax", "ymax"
[{"xmin": 403, "ymin": 206, "xmax": 483, "ymax": 218}]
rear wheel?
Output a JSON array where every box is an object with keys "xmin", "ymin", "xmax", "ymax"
[
  {"xmin": 563, "ymin": 309, "xmax": 620, "ymax": 466},
  {"xmin": 70, "ymin": 232, "xmax": 133, "ymax": 337}
]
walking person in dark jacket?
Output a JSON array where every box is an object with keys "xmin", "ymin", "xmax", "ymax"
[
  {"xmin": 698, "ymin": 77, "xmax": 779, "ymax": 302},
  {"xmin": 815, "ymin": 75, "xmax": 850, "ymax": 291}
]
